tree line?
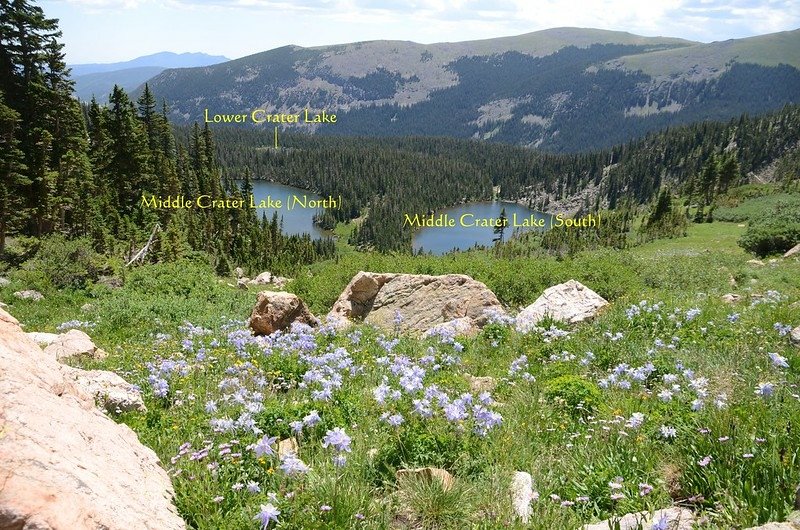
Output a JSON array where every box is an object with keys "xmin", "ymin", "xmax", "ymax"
[{"xmin": 0, "ymin": 0, "xmax": 333, "ymax": 274}]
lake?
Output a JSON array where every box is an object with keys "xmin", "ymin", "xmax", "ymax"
[
  {"xmin": 412, "ymin": 201, "xmax": 551, "ymax": 255},
  {"xmin": 248, "ymin": 181, "xmax": 328, "ymax": 238},
  {"xmin": 248, "ymin": 181, "xmax": 549, "ymax": 253}
]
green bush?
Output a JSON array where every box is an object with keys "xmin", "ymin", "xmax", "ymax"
[
  {"xmin": 17, "ymin": 235, "xmax": 105, "ymax": 289},
  {"xmin": 738, "ymin": 200, "xmax": 800, "ymax": 256},
  {"xmin": 543, "ymin": 374, "xmax": 602, "ymax": 417}
]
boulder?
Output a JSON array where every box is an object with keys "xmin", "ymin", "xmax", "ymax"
[
  {"xmin": 422, "ymin": 316, "xmax": 478, "ymax": 338},
  {"xmin": 97, "ymin": 276, "xmax": 123, "ymax": 289},
  {"xmin": 234, "ymin": 267, "xmax": 245, "ymax": 278},
  {"xmin": 249, "ymin": 271, "xmax": 273, "ymax": 285},
  {"xmin": 248, "ymin": 271, "xmax": 292, "ymax": 289},
  {"xmin": 0, "ymin": 277, "xmax": 10, "ymax": 287},
  {"xmin": 516, "ymin": 280, "xmax": 608, "ymax": 332},
  {"xmin": 62, "ymin": 367, "xmax": 146, "ymax": 413},
  {"xmin": 784, "ymin": 244, "xmax": 800, "ymax": 258},
  {"xmin": 43, "ymin": 329, "xmax": 108, "ymax": 361},
  {"xmin": 249, "ymin": 291, "xmax": 318, "ymax": 336},
  {"xmin": 278, "ymin": 437, "xmax": 299, "ymax": 459},
  {"xmin": 13, "ymin": 289, "xmax": 44, "ymax": 301},
  {"xmin": 237, "ymin": 278, "xmax": 250, "ymax": 290},
  {"xmin": 80, "ymin": 303, "xmax": 95, "ymax": 312},
  {"xmin": 791, "ymin": 326, "xmax": 800, "ymax": 347},
  {"xmin": 396, "ymin": 467, "xmax": 454, "ymax": 492},
  {"xmin": 465, "ymin": 374, "xmax": 497, "ymax": 394},
  {"xmin": 722, "ymin": 293, "xmax": 742, "ymax": 303},
  {"xmin": 272, "ymin": 276, "xmax": 291, "ymax": 289},
  {"xmin": 327, "ymin": 271, "xmax": 505, "ymax": 334},
  {"xmin": 747, "ymin": 259, "xmax": 765, "ymax": 266},
  {"xmin": 746, "ymin": 522, "xmax": 800, "ymax": 530},
  {"xmin": 581, "ymin": 507, "xmax": 695, "ymax": 530},
  {"xmin": 510, "ymin": 471, "xmax": 533, "ymax": 523},
  {"xmin": 0, "ymin": 307, "xmax": 185, "ymax": 530},
  {"xmin": 26, "ymin": 331, "xmax": 60, "ymax": 346}
]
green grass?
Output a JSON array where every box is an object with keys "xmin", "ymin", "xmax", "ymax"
[
  {"xmin": 2, "ymin": 226, "xmax": 800, "ymax": 529},
  {"xmin": 715, "ymin": 194, "xmax": 800, "ymax": 223}
]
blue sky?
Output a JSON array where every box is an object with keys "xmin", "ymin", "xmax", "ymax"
[{"xmin": 44, "ymin": 0, "xmax": 800, "ymax": 64}]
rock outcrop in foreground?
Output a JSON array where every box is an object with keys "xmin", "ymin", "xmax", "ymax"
[
  {"xmin": 517, "ymin": 279, "xmax": 608, "ymax": 332},
  {"xmin": 249, "ymin": 291, "xmax": 318, "ymax": 336},
  {"xmin": 327, "ymin": 271, "xmax": 505, "ymax": 334},
  {"xmin": 0, "ymin": 308, "xmax": 184, "ymax": 530}
]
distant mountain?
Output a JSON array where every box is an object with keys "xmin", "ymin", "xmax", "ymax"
[
  {"xmin": 142, "ymin": 28, "xmax": 800, "ymax": 152},
  {"xmin": 70, "ymin": 52, "xmax": 229, "ymax": 101}
]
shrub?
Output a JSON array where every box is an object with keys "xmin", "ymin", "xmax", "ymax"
[
  {"xmin": 543, "ymin": 374, "xmax": 602, "ymax": 417},
  {"xmin": 18, "ymin": 235, "xmax": 105, "ymax": 289},
  {"xmin": 738, "ymin": 200, "xmax": 800, "ymax": 256}
]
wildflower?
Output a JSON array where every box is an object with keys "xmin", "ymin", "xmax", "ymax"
[
  {"xmin": 626, "ymin": 412, "xmax": 645, "ymax": 429},
  {"xmin": 303, "ymin": 410, "xmax": 322, "ymax": 427},
  {"xmin": 247, "ymin": 481, "xmax": 261, "ymax": 493},
  {"xmin": 652, "ymin": 513, "xmax": 669, "ymax": 530},
  {"xmin": 743, "ymin": 453, "xmax": 754, "ymax": 458},
  {"xmin": 608, "ymin": 477, "xmax": 624, "ymax": 490},
  {"xmin": 213, "ymin": 495, "xmax": 224, "ymax": 503},
  {"xmin": 768, "ymin": 352, "xmax": 789, "ymax": 369},
  {"xmin": 333, "ymin": 454, "xmax": 347, "ymax": 467},
  {"xmin": 660, "ymin": 425, "xmax": 677, "ymax": 439},
  {"xmin": 755, "ymin": 382, "xmax": 775, "ymax": 398},
  {"xmin": 254, "ymin": 503, "xmax": 280, "ymax": 528},
  {"xmin": 639, "ymin": 483, "xmax": 653, "ymax": 496},
  {"xmin": 251, "ymin": 435, "xmax": 277, "ymax": 458},
  {"xmin": 232, "ymin": 482, "xmax": 244, "ymax": 491},
  {"xmin": 320, "ymin": 505, "xmax": 332, "ymax": 512},
  {"xmin": 355, "ymin": 513, "xmax": 365, "ymax": 520},
  {"xmin": 698, "ymin": 455, "xmax": 712, "ymax": 467},
  {"xmin": 279, "ymin": 453, "xmax": 310, "ymax": 476},
  {"xmin": 322, "ymin": 427, "xmax": 352, "ymax": 453},
  {"xmin": 610, "ymin": 493, "xmax": 626, "ymax": 501},
  {"xmin": 384, "ymin": 413, "xmax": 404, "ymax": 427}
]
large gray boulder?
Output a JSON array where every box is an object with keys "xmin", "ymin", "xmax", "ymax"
[
  {"xmin": 13, "ymin": 289, "xmax": 44, "ymax": 301},
  {"xmin": 249, "ymin": 291, "xmax": 318, "ymax": 336},
  {"xmin": 516, "ymin": 279, "xmax": 608, "ymax": 332},
  {"xmin": 0, "ymin": 307, "xmax": 184, "ymax": 530},
  {"xmin": 326, "ymin": 271, "xmax": 505, "ymax": 334},
  {"xmin": 62, "ymin": 366, "xmax": 147, "ymax": 413},
  {"xmin": 43, "ymin": 328, "xmax": 108, "ymax": 361}
]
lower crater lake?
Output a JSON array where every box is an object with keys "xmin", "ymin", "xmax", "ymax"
[
  {"xmin": 248, "ymin": 181, "xmax": 328, "ymax": 238},
  {"xmin": 412, "ymin": 201, "xmax": 551, "ymax": 255}
]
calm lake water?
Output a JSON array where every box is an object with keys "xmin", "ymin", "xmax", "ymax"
[
  {"xmin": 412, "ymin": 201, "xmax": 551, "ymax": 255},
  {"xmin": 247, "ymin": 181, "xmax": 549, "ymax": 253},
  {"xmin": 248, "ymin": 181, "xmax": 327, "ymax": 238}
]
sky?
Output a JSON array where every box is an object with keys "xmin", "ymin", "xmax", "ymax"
[{"xmin": 43, "ymin": 0, "xmax": 800, "ymax": 64}]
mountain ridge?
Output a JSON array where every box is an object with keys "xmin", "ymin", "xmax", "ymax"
[{"xmin": 142, "ymin": 28, "xmax": 800, "ymax": 152}]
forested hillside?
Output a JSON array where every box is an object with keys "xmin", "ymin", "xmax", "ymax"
[{"xmin": 207, "ymin": 104, "xmax": 800, "ymax": 251}]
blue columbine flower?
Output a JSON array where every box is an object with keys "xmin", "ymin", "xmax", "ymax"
[{"xmin": 254, "ymin": 503, "xmax": 280, "ymax": 529}]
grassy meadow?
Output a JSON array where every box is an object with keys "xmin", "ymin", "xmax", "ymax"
[{"xmin": 1, "ymin": 221, "xmax": 799, "ymax": 529}]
